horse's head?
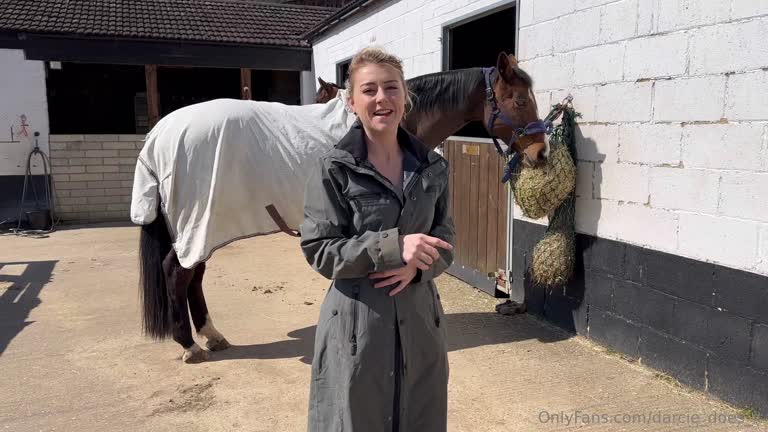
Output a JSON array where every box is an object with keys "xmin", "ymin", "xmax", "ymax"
[
  {"xmin": 484, "ymin": 52, "xmax": 547, "ymax": 167},
  {"xmin": 315, "ymin": 77, "xmax": 341, "ymax": 103}
]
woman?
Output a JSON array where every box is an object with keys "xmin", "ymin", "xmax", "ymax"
[{"xmin": 300, "ymin": 47, "xmax": 456, "ymax": 432}]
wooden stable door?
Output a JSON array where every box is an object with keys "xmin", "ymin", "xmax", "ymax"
[{"xmin": 444, "ymin": 139, "xmax": 508, "ymax": 296}]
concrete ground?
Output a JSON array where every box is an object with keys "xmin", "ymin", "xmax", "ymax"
[{"xmin": 1, "ymin": 224, "xmax": 766, "ymax": 432}]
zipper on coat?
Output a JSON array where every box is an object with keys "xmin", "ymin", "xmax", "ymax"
[
  {"xmin": 350, "ymin": 292, "xmax": 359, "ymax": 356},
  {"xmin": 430, "ymin": 284, "xmax": 441, "ymax": 327}
]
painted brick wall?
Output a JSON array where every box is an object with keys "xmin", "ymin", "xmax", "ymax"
[
  {"xmin": 49, "ymin": 134, "xmax": 143, "ymax": 223},
  {"xmin": 312, "ymin": 0, "xmax": 512, "ymax": 82},
  {"xmin": 517, "ymin": 0, "xmax": 768, "ymax": 276}
]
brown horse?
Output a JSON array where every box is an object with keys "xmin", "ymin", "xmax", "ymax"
[
  {"xmin": 139, "ymin": 52, "xmax": 547, "ymax": 363},
  {"xmin": 315, "ymin": 77, "xmax": 341, "ymax": 103}
]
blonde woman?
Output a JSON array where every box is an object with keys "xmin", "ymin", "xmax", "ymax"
[{"xmin": 300, "ymin": 47, "xmax": 456, "ymax": 432}]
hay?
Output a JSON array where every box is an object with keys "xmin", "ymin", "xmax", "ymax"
[
  {"xmin": 531, "ymin": 229, "xmax": 575, "ymax": 287},
  {"xmin": 511, "ymin": 143, "xmax": 576, "ymax": 220}
]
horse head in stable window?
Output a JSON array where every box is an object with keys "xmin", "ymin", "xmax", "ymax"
[
  {"xmin": 315, "ymin": 77, "xmax": 342, "ymax": 103},
  {"xmin": 403, "ymin": 52, "xmax": 548, "ymax": 167}
]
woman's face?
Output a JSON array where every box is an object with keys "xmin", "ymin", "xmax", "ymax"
[{"xmin": 348, "ymin": 63, "xmax": 406, "ymax": 137}]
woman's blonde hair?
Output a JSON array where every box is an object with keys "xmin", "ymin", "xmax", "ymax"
[{"xmin": 345, "ymin": 46, "xmax": 413, "ymax": 111}]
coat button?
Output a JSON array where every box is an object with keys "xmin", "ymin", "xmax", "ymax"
[
  {"xmin": 382, "ymin": 233, "xmax": 389, "ymax": 238},
  {"xmin": 427, "ymin": 172, "xmax": 433, "ymax": 177},
  {"xmin": 411, "ymin": 195, "xmax": 416, "ymax": 200},
  {"xmin": 399, "ymin": 319, "xmax": 405, "ymax": 326},
  {"xmin": 332, "ymin": 310, "xmax": 338, "ymax": 316},
  {"xmin": 389, "ymin": 371, "xmax": 394, "ymax": 377}
]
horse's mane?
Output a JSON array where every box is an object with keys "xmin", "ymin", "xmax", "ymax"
[
  {"xmin": 406, "ymin": 66, "xmax": 533, "ymax": 114},
  {"xmin": 406, "ymin": 68, "xmax": 484, "ymax": 114}
]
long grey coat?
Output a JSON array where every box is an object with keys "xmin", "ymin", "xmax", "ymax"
[{"xmin": 300, "ymin": 121, "xmax": 456, "ymax": 432}]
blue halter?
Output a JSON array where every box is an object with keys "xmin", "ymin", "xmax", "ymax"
[{"xmin": 482, "ymin": 67, "xmax": 553, "ymax": 183}]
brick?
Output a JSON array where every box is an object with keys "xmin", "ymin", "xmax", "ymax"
[
  {"xmin": 52, "ymin": 174, "xmax": 69, "ymax": 182},
  {"xmin": 118, "ymin": 150, "xmax": 140, "ymax": 157},
  {"xmin": 87, "ymin": 196, "xmax": 123, "ymax": 205},
  {"xmin": 118, "ymin": 163, "xmax": 135, "ymax": 172},
  {"xmin": 619, "ymin": 124, "xmax": 682, "ymax": 165},
  {"xmin": 70, "ymin": 173, "xmax": 103, "ymax": 182},
  {"xmin": 753, "ymin": 324, "xmax": 768, "ymax": 371},
  {"xmin": 532, "ymin": 0, "xmax": 575, "ymax": 23},
  {"xmin": 90, "ymin": 181, "xmax": 121, "ymax": 188},
  {"xmin": 70, "ymin": 189, "xmax": 105, "ymax": 197},
  {"xmin": 575, "ymin": 124, "xmax": 619, "ymax": 162},
  {"xmin": 573, "ymin": 43, "xmax": 623, "ymax": 85},
  {"xmin": 84, "ymin": 134, "xmax": 120, "ymax": 142},
  {"xmin": 637, "ymin": 0, "xmax": 657, "ymax": 36},
  {"xmin": 518, "ymin": 21, "xmax": 554, "ymax": 60},
  {"xmin": 595, "ymin": 81, "xmax": 653, "ymax": 122},
  {"xmin": 55, "ymin": 181, "xmax": 89, "ymax": 190},
  {"xmin": 732, "ymin": 0, "xmax": 768, "ymax": 19},
  {"xmin": 583, "ymin": 270, "xmax": 614, "ymax": 310},
  {"xmin": 649, "ymin": 167, "xmax": 719, "ymax": 213},
  {"xmin": 574, "ymin": 198, "xmax": 601, "ymax": 236},
  {"xmin": 533, "ymin": 91, "xmax": 551, "ymax": 120},
  {"xmin": 53, "ymin": 151, "xmax": 85, "ymax": 158},
  {"xmin": 58, "ymin": 197, "xmax": 87, "ymax": 206},
  {"xmin": 760, "ymin": 225, "xmax": 768, "ymax": 275},
  {"xmin": 690, "ymin": 18, "xmax": 768, "ymax": 75},
  {"xmin": 584, "ymin": 238, "xmax": 625, "ymax": 276},
  {"xmin": 654, "ymin": 76, "xmax": 726, "ymax": 122},
  {"xmin": 707, "ymin": 310, "xmax": 753, "ymax": 362},
  {"xmin": 105, "ymin": 188, "xmax": 132, "ymax": 196},
  {"xmin": 66, "ymin": 142, "xmax": 102, "ymax": 151},
  {"xmin": 624, "ymin": 33, "xmax": 688, "ymax": 80},
  {"xmin": 85, "ymin": 150, "xmax": 118, "ymax": 158},
  {"xmin": 120, "ymin": 180, "xmax": 133, "ymax": 188},
  {"xmin": 713, "ymin": 266, "xmax": 768, "ymax": 322},
  {"xmin": 575, "ymin": 161, "xmax": 593, "ymax": 199},
  {"xmin": 657, "ymin": 0, "xmax": 730, "ymax": 32},
  {"xmin": 682, "ymin": 124, "xmax": 764, "ymax": 170},
  {"xmin": 678, "ymin": 214, "xmax": 760, "ymax": 270},
  {"xmin": 107, "ymin": 203, "xmax": 129, "ymax": 211},
  {"xmin": 69, "ymin": 158, "xmax": 103, "ymax": 166},
  {"xmin": 708, "ymin": 359, "xmax": 768, "ymax": 415},
  {"xmin": 55, "ymin": 190, "xmax": 70, "ymax": 198},
  {"xmin": 86, "ymin": 165, "xmax": 119, "ymax": 173},
  {"xmin": 542, "ymin": 290, "xmax": 580, "ymax": 332},
  {"xmin": 623, "ymin": 244, "xmax": 649, "ymax": 284},
  {"xmin": 614, "ymin": 203, "xmax": 678, "ymax": 251},
  {"xmin": 613, "ymin": 280, "xmax": 676, "ymax": 332},
  {"xmin": 52, "ymin": 166, "xmax": 86, "ymax": 174},
  {"xmin": 644, "ymin": 250, "xmax": 716, "ymax": 304},
  {"xmin": 553, "ymin": 86, "xmax": 597, "ymax": 122},
  {"xmin": 102, "ymin": 173, "xmax": 134, "ymax": 181},
  {"xmin": 119, "ymin": 134, "xmax": 147, "ymax": 142},
  {"xmin": 588, "ymin": 308, "xmax": 642, "ymax": 358},
  {"xmin": 50, "ymin": 142, "xmax": 68, "ymax": 151},
  {"xmin": 82, "ymin": 204, "xmax": 108, "ymax": 212},
  {"xmin": 553, "ymin": 7, "xmax": 601, "ymax": 52},
  {"xmin": 595, "ymin": 163, "xmax": 649, "ymax": 203},
  {"xmin": 50, "ymin": 135, "xmax": 85, "ymax": 142},
  {"xmin": 51, "ymin": 158, "xmax": 69, "ymax": 167},
  {"xmin": 102, "ymin": 142, "xmax": 136, "ymax": 150},
  {"xmin": 121, "ymin": 195, "xmax": 133, "ymax": 204},
  {"xmin": 726, "ymin": 70, "xmax": 768, "ymax": 121},
  {"xmin": 519, "ymin": 54, "xmax": 574, "ymax": 91},
  {"xmin": 599, "ymin": 0, "xmax": 637, "ymax": 44},
  {"xmin": 719, "ymin": 172, "xmax": 768, "ymax": 222},
  {"xmin": 638, "ymin": 327, "xmax": 707, "ymax": 390},
  {"xmin": 104, "ymin": 157, "xmax": 136, "ymax": 165}
]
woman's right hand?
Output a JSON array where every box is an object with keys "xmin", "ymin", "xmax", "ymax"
[{"xmin": 399, "ymin": 234, "xmax": 453, "ymax": 270}]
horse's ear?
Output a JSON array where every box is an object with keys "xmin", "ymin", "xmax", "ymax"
[
  {"xmin": 496, "ymin": 52, "xmax": 526, "ymax": 85},
  {"xmin": 318, "ymin": 77, "xmax": 328, "ymax": 87}
]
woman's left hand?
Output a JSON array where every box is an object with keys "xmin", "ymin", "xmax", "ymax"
[{"xmin": 369, "ymin": 264, "xmax": 418, "ymax": 296}]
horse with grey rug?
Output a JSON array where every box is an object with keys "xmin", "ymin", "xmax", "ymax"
[{"xmin": 132, "ymin": 52, "xmax": 550, "ymax": 363}]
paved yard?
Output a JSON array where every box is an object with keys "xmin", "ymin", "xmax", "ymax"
[{"xmin": 1, "ymin": 224, "xmax": 765, "ymax": 431}]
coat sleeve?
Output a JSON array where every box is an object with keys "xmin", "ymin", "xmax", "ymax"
[
  {"xmin": 299, "ymin": 160, "xmax": 403, "ymax": 280},
  {"xmin": 413, "ymin": 174, "xmax": 456, "ymax": 283}
]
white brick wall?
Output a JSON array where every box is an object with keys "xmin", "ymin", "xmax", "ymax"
[
  {"xmin": 50, "ymin": 134, "xmax": 144, "ymax": 222},
  {"xmin": 312, "ymin": 0, "xmax": 768, "ymax": 275},
  {"xmin": 517, "ymin": 0, "xmax": 768, "ymax": 275}
]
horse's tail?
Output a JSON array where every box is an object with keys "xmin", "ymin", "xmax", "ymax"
[{"xmin": 138, "ymin": 207, "xmax": 173, "ymax": 340}]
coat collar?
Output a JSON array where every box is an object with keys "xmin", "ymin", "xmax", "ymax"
[{"xmin": 334, "ymin": 119, "xmax": 437, "ymax": 166}]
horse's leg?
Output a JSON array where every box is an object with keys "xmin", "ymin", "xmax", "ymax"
[
  {"xmin": 163, "ymin": 251, "xmax": 208, "ymax": 363},
  {"xmin": 188, "ymin": 263, "xmax": 231, "ymax": 352}
]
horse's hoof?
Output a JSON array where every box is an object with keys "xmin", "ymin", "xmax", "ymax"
[
  {"xmin": 206, "ymin": 338, "xmax": 231, "ymax": 352},
  {"xmin": 182, "ymin": 347, "xmax": 210, "ymax": 363}
]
